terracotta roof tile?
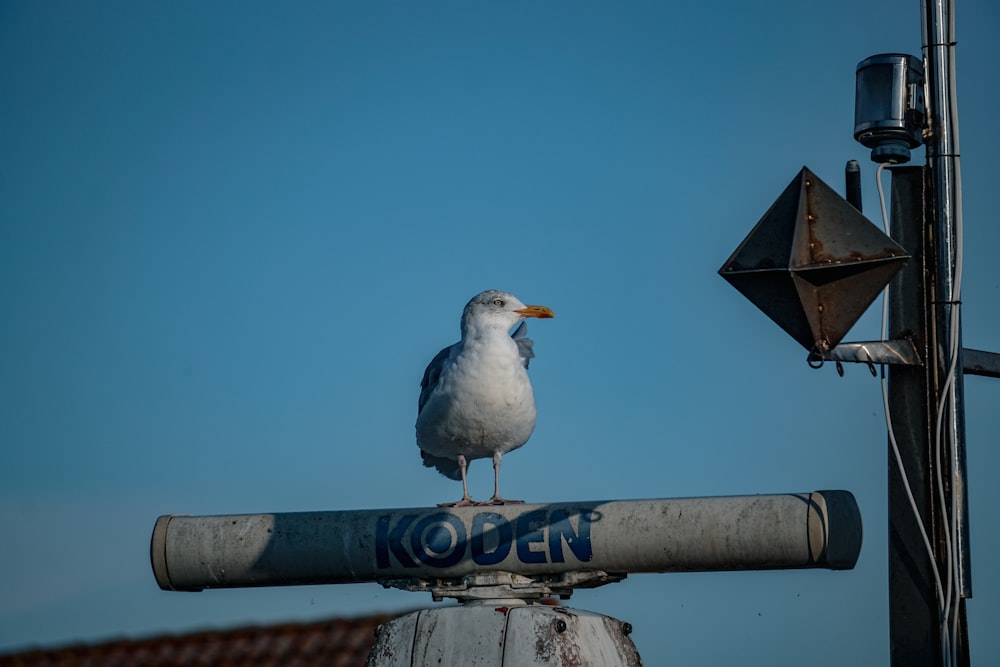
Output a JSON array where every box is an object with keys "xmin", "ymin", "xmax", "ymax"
[{"xmin": 0, "ymin": 614, "xmax": 396, "ymax": 667}]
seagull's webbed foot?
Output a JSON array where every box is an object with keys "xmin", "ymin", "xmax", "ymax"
[
  {"xmin": 438, "ymin": 496, "xmax": 476, "ymax": 508},
  {"xmin": 476, "ymin": 495, "xmax": 524, "ymax": 506}
]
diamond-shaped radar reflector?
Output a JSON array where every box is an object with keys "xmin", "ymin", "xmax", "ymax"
[{"xmin": 719, "ymin": 166, "xmax": 909, "ymax": 352}]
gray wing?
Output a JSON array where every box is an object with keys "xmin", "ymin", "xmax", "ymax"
[
  {"xmin": 417, "ymin": 343, "xmax": 464, "ymax": 480},
  {"xmin": 511, "ymin": 321, "xmax": 535, "ymax": 369},
  {"xmin": 418, "ymin": 343, "xmax": 456, "ymax": 414}
]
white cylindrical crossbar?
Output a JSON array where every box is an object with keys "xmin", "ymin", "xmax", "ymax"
[{"xmin": 151, "ymin": 491, "xmax": 862, "ymax": 592}]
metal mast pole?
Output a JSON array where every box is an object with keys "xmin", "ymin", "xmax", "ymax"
[
  {"xmin": 921, "ymin": 0, "xmax": 971, "ymax": 602},
  {"xmin": 886, "ymin": 166, "xmax": 937, "ymax": 665},
  {"xmin": 885, "ymin": 1, "xmax": 972, "ymax": 665}
]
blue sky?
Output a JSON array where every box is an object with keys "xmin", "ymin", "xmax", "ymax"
[{"xmin": 2, "ymin": 1, "xmax": 999, "ymax": 664}]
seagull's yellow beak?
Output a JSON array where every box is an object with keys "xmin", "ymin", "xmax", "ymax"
[{"xmin": 513, "ymin": 304, "xmax": 555, "ymax": 319}]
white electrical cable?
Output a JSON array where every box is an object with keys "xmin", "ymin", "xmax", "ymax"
[
  {"xmin": 933, "ymin": 2, "xmax": 965, "ymax": 662},
  {"xmin": 932, "ymin": 166, "xmax": 963, "ymax": 667},
  {"xmin": 874, "ymin": 163, "xmax": 951, "ymax": 659}
]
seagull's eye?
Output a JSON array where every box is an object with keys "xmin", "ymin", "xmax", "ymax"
[{"xmin": 493, "ymin": 298, "xmax": 504, "ymax": 306}]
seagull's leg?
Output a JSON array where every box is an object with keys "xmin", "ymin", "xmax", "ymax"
[
  {"xmin": 438, "ymin": 455, "xmax": 475, "ymax": 507},
  {"xmin": 458, "ymin": 455, "xmax": 475, "ymax": 505},
  {"xmin": 478, "ymin": 452, "xmax": 523, "ymax": 505}
]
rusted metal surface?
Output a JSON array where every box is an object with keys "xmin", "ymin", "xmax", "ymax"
[
  {"xmin": 366, "ymin": 604, "xmax": 642, "ymax": 667},
  {"xmin": 720, "ymin": 166, "xmax": 909, "ymax": 351}
]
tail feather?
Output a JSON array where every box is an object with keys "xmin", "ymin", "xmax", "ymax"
[{"xmin": 421, "ymin": 451, "xmax": 464, "ymax": 480}]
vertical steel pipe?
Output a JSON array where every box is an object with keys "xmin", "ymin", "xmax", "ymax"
[
  {"xmin": 916, "ymin": 0, "xmax": 971, "ymax": 664},
  {"xmin": 921, "ymin": 0, "xmax": 972, "ymax": 598}
]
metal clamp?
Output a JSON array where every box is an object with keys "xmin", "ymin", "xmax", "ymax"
[{"xmin": 378, "ymin": 570, "xmax": 627, "ymax": 603}]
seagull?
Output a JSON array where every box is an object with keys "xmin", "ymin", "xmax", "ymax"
[{"xmin": 416, "ymin": 290, "xmax": 555, "ymax": 507}]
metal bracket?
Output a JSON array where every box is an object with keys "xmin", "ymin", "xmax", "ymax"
[
  {"xmin": 378, "ymin": 570, "xmax": 627, "ymax": 603},
  {"xmin": 822, "ymin": 339, "xmax": 922, "ymax": 367},
  {"xmin": 818, "ymin": 340, "xmax": 1000, "ymax": 379},
  {"xmin": 963, "ymin": 348, "xmax": 1000, "ymax": 379}
]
